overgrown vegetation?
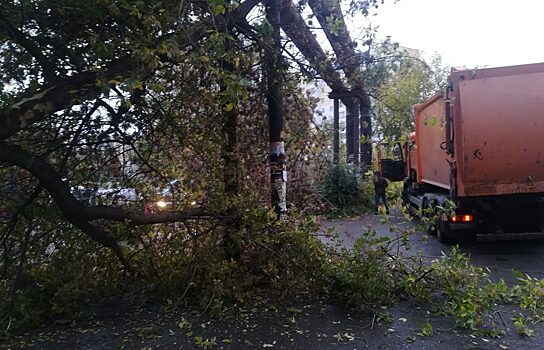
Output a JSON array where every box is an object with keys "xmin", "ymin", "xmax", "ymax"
[
  {"xmin": 365, "ymin": 38, "xmax": 449, "ymax": 144},
  {"xmin": 314, "ymin": 163, "xmax": 373, "ymax": 217},
  {"xmin": 3, "ymin": 200, "xmax": 544, "ymax": 339}
]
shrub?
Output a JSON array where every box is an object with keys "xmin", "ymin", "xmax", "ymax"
[
  {"xmin": 1, "ymin": 236, "xmax": 123, "ymax": 333},
  {"xmin": 325, "ymin": 229, "xmax": 395, "ymax": 307},
  {"xmin": 315, "ymin": 163, "xmax": 372, "ymax": 215}
]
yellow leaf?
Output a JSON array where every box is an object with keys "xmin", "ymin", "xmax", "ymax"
[{"xmin": 223, "ymin": 103, "xmax": 234, "ymax": 112}]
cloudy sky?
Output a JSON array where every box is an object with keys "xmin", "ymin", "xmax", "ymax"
[{"xmin": 366, "ymin": 0, "xmax": 544, "ymax": 68}]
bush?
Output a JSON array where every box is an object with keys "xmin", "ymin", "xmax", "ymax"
[
  {"xmin": 325, "ymin": 229, "xmax": 395, "ymax": 307},
  {"xmin": 0, "ymin": 208, "xmax": 399, "ymax": 334},
  {"xmin": 316, "ymin": 163, "xmax": 372, "ymax": 215},
  {"xmin": 6, "ymin": 205, "xmax": 544, "ymax": 338},
  {"xmin": 145, "ymin": 209, "xmax": 332, "ymax": 309},
  {"xmin": 1, "ymin": 237, "xmax": 123, "ymax": 333}
]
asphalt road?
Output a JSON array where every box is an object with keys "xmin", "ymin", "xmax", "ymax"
[{"xmin": 320, "ymin": 209, "xmax": 544, "ymax": 284}]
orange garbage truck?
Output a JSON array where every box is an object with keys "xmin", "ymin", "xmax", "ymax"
[{"xmin": 378, "ymin": 62, "xmax": 544, "ymax": 242}]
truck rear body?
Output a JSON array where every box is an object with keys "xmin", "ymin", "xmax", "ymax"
[
  {"xmin": 380, "ymin": 62, "xmax": 544, "ymax": 241},
  {"xmin": 415, "ymin": 62, "xmax": 544, "ymax": 198},
  {"xmin": 451, "ymin": 63, "xmax": 544, "ymax": 197}
]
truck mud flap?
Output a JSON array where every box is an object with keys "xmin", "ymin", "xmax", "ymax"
[{"xmin": 477, "ymin": 232, "xmax": 544, "ymax": 241}]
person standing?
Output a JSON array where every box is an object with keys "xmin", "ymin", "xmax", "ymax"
[{"xmin": 374, "ymin": 172, "xmax": 389, "ymax": 214}]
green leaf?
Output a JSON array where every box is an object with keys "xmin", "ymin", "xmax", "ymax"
[
  {"xmin": 212, "ymin": 4, "xmax": 225, "ymax": 14},
  {"xmin": 223, "ymin": 102, "xmax": 234, "ymax": 112},
  {"xmin": 417, "ymin": 321, "xmax": 433, "ymax": 337},
  {"xmin": 326, "ymin": 15, "xmax": 340, "ymax": 36}
]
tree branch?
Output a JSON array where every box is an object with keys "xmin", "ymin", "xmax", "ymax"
[
  {"xmin": 279, "ymin": 0, "xmax": 352, "ymax": 105},
  {"xmin": 0, "ymin": 56, "xmax": 135, "ymax": 141},
  {"xmin": 0, "ymin": 14, "xmax": 57, "ymax": 82},
  {"xmin": 0, "ymin": 143, "xmax": 223, "ymax": 226},
  {"xmin": 307, "ymin": 0, "xmax": 363, "ymax": 90},
  {"xmin": 0, "ymin": 0, "xmax": 261, "ymax": 141}
]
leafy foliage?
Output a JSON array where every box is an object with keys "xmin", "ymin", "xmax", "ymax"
[
  {"xmin": 3, "ymin": 0, "xmax": 544, "ymax": 343},
  {"xmin": 1, "ymin": 228, "xmax": 124, "ymax": 332},
  {"xmin": 365, "ymin": 38, "xmax": 448, "ymax": 143},
  {"xmin": 326, "ymin": 229, "xmax": 395, "ymax": 307},
  {"xmin": 0, "ymin": 0, "xmax": 327, "ymax": 333},
  {"xmin": 315, "ymin": 163, "xmax": 372, "ymax": 215}
]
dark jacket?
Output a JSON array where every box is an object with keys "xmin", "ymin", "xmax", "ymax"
[{"xmin": 374, "ymin": 176, "xmax": 388, "ymax": 194}]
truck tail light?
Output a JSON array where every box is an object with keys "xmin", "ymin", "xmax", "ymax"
[{"xmin": 450, "ymin": 214, "xmax": 474, "ymax": 223}]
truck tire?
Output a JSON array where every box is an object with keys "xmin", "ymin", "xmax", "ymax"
[
  {"xmin": 401, "ymin": 178, "xmax": 411, "ymax": 204},
  {"xmin": 436, "ymin": 219, "xmax": 451, "ymax": 244},
  {"xmin": 401, "ymin": 180, "xmax": 411, "ymax": 214},
  {"xmin": 538, "ymin": 199, "xmax": 544, "ymax": 232},
  {"xmin": 422, "ymin": 198, "xmax": 437, "ymax": 236}
]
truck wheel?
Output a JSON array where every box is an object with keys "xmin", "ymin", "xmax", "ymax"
[
  {"xmin": 422, "ymin": 198, "xmax": 437, "ymax": 236},
  {"xmin": 427, "ymin": 219, "xmax": 438, "ymax": 236},
  {"xmin": 401, "ymin": 179, "xmax": 411, "ymax": 204},
  {"xmin": 402, "ymin": 178, "xmax": 420, "ymax": 217},
  {"xmin": 538, "ymin": 200, "xmax": 544, "ymax": 232},
  {"xmin": 437, "ymin": 220, "xmax": 451, "ymax": 243}
]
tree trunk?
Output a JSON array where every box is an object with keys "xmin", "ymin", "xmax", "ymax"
[
  {"xmin": 219, "ymin": 47, "xmax": 242, "ymax": 259},
  {"xmin": 345, "ymin": 100, "xmax": 353, "ymax": 162},
  {"xmin": 306, "ymin": 0, "xmax": 370, "ymax": 167},
  {"xmin": 265, "ymin": 0, "xmax": 287, "ymax": 219},
  {"xmin": 279, "ymin": 0, "xmax": 352, "ymax": 107},
  {"xmin": 220, "ymin": 62, "xmax": 240, "ymax": 200}
]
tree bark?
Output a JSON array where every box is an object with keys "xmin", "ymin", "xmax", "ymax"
[
  {"xmin": 306, "ymin": 0, "xmax": 372, "ymax": 165},
  {"xmin": 279, "ymin": 0, "xmax": 352, "ymax": 107},
  {"xmin": 265, "ymin": 0, "xmax": 287, "ymax": 219},
  {"xmin": 351, "ymin": 99, "xmax": 360, "ymax": 164},
  {"xmin": 333, "ymin": 98, "xmax": 340, "ymax": 163}
]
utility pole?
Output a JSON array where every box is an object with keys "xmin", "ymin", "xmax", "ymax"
[{"xmin": 265, "ymin": 0, "xmax": 287, "ymax": 219}]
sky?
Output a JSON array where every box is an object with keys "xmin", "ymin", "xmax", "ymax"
[{"xmin": 366, "ymin": 0, "xmax": 544, "ymax": 68}]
